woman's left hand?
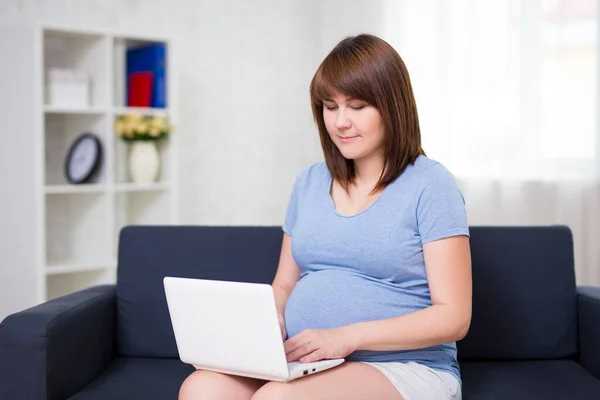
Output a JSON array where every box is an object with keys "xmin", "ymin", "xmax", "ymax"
[{"xmin": 284, "ymin": 326, "xmax": 359, "ymax": 363}]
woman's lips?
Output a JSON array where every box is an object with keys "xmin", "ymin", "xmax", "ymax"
[{"xmin": 338, "ymin": 135, "xmax": 359, "ymax": 143}]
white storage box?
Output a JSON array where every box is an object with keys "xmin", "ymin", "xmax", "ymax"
[{"xmin": 45, "ymin": 68, "xmax": 90, "ymax": 108}]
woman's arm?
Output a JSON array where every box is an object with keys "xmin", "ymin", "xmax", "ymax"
[
  {"xmin": 351, "ymin": 235, "xmax": 472, "ymax": 351},
  {"xmin": 272, "ymin": 233, "xmax": 301, "ymax": 319}
]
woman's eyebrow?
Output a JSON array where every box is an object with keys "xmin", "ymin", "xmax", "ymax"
[{"xmin": 322, "ymin": 97, "xmax": 360, "ymax": 102}]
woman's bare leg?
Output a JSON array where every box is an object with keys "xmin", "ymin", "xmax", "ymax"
[
  {"xmin": 251, "ymin": 362, "xmax": 403, "ymax": 400},
  {"xmin": 179, "ymin": 370, "xmax": 266, "ymax": 400}
]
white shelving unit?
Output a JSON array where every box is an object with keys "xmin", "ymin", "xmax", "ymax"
[{"xmin": 0, "ymin": 25, "xmax": 178, "ymax": 320}]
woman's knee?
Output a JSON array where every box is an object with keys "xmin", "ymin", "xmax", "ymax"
[
  {"xmin": 179, "ymin": 370, "xmax": 217, "ymax": 400},
  {"xmin": 179, "ymin": 370, "xmax": 261, "ymax": 400},
  {"xmin": 251, "ymin": 382, "xmax": 290, "ymax": 400}
]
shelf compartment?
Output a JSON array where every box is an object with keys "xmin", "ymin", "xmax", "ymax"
[
  {"xmin": 46, "ymin": 268, "xmax": 116, "ymax": 301},
  {"xmin": 45, "ymin": 192, "xmax": 111, "ymax": 267},
  {"xmin": 112, "ymin": 37, "xmax": 168, "ymax": 108},
  {"xmin": 115, "ymin": 190, "xmax": 171, "ymax": 227},
  {"xmin": 45, "ymin": 113, "xmax": 108, "ymax": 185},
  {"xmin": 43, "ymin": 29, "xmax": 109, "ymax": 109}
]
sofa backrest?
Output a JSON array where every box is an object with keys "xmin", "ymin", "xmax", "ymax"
[
  {"xmin": 457, "ymin": 226, "xmax": 577, "ymax": 360},
  {"xmin": 116, "ymin": 226, "xmax": 282, "ymax": 358},
  {"xmin": 116, "ymin": 225, "xmax": 578, "ymax": 361}
]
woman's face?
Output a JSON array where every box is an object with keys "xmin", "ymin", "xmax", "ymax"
[{"xmin": 322, "ymin": 92, "xmax": 385, "ymax": 162}]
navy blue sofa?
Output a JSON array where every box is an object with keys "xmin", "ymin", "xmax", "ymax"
[{"xmin": 1, "ymin": 225, "xmax": 599, "ymax": 399}]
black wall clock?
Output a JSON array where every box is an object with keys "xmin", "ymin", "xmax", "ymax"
[{"xmin": 64, "ymin": 133, "xmax": 103, "ymax": 184}]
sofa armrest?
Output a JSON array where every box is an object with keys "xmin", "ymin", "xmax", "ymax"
[
  {"xmin": 578, "ymin": 286, "xmax": 600, "ymax": 380},
  {"xmin": 0, "ymin": 285, "xmax": 116, "ymax": 400}
]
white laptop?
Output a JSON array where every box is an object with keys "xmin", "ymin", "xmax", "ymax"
[{"xmin": 163, "ymin": 277, "xmax": 345, "ymax": 382}]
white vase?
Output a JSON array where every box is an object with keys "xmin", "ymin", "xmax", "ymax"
[{"xmin": 128, "ymin": 141, "xmax": 160, "ymax": 184}]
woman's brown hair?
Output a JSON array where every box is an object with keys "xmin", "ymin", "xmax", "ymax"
[{"xmin": 310, "ymin": 34, "xmax": 425, "ymax": 193}]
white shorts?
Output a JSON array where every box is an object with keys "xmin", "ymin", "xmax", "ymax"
[{"xmin": 363, "ymin": 361, "xmax": 461, "ymax": 400}]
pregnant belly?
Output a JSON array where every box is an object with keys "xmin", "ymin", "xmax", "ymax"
[{"xmin": 283, "ymin": 269, "xmax": 431, "ymax": 339}]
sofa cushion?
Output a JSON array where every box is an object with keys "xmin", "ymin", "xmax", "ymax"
[
  {"xmin": 68, "ymin": 358, "xmax": 194, "ymax": 400},
  {"xmin": 460, "ymin": 360, "xmax": 600, "ymax": 399},
  {"xmin": 457, "ymin": 226, "xmax": 577, "ymax": 360},
  {"xmin": 116, "ymin": 226, "xmax": 282, "ymax": 358}
]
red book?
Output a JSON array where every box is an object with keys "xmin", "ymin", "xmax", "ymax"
[{"xmin": 128, "ymin": 71, "xmax": 153, "ymax": 107}]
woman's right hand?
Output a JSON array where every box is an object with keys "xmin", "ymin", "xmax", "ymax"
[{"xmin": 278, "ymin": 314, "xmax": 287, "ymax": 340}]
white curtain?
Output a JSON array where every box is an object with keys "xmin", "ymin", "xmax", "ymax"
[{"xmin": 385, "ymin": 0, "xmax": 600, "ymax": 285}]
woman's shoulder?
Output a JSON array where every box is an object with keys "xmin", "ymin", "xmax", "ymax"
[
  {"xmin": 411, "ymin": 155, "xmax": 459, "ymax": 187},
  {"xmin": 294, "ymin": 161, "xmax": 329, "ymax": 187},
  {"xmin": 389, "ymin": 155, "xmax": 460, "ymax": 197}
]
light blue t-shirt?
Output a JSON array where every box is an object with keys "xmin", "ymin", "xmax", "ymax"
[{"xmin": 282, "ymin": 155, "xmax": 470, "ymax": 383}]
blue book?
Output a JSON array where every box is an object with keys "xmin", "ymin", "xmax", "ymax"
[{"xmin": 126, "ymin": 44, "xmax": 167, "ymax": 108}]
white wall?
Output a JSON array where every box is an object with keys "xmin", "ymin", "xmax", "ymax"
[
  {"xmin": 319, "ymin": 0, "xmax": 383, "ymax": 57},
  {"xmin": 175, "ymin": 1, "xmax": 324, "ymax": 225},
  {"xmin": 318, "ymin": 0, "xmax": 402, "ymax": 59},
  {"xmin": 2, "ymin": 0, "xmax": 325, "ymax": 227}
]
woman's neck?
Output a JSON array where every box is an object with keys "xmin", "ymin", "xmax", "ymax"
[{"xmin": 353, "ymin": 155, "xmax": 384, "ymax": 190}]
